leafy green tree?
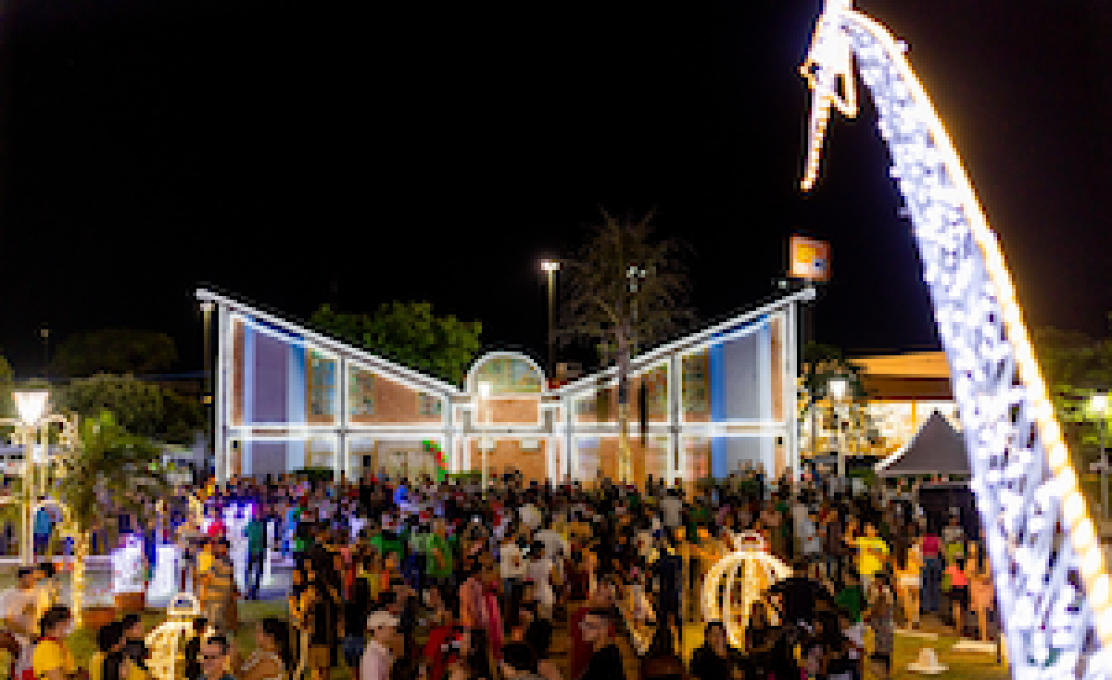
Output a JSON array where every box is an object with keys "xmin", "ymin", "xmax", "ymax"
[
  {"xmin": 0, "ymin": 350, "xmax": 12, "ymax": 419},
  {"xmin": 49, "ymin": 329, "xmax": 178, "ymax": 378},
  {"xmin": 57, "ymin": 374, "xmax": 204, "ymax": 446},
  {"xmin": 1034, "ymin": 325, "xmax": 1112, "ymax": 469},
  {"xmin": 311, "ymin": 302, "xmax": 482, "ymax": 385},
  {"xmin": 57, "ymin": 411, "xmax": 168, "ymax": 624},
  {"xmin": 555, "ymin": 209, "xmax": 695, "ymax": 483}
]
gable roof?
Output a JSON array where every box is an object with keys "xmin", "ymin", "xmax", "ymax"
[
  {"xmin": 875, "ymin": 411, "xmax": 970, "ymax": 476},
  {"xmin": 551, "ymin": 285, "xmax": 817, "ymax": 397},
  {"xmin": 194, "ymin": 285, "xmax": 462, "ymax": 396}
]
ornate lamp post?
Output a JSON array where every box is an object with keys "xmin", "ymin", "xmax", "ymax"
[
  {"xmin": 541, "ymin": 260, "xmax": 561, "ymax": 379},
  {"xmin": 828, "ymin": 377, "xmax": 849, "ymax": 483},
  {"xmin": 1, "ymin": 390, "xmax": 78, "ymax": 566}
]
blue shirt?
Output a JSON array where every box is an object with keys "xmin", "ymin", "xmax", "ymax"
[{"xmin": 33, "ymin": 508, "xmax": 52, "ymax": 536}]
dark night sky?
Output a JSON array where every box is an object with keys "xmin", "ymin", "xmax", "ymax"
[{"xmin": 2, "ymin": 0, "xmax": 1110, "ymax": 379}]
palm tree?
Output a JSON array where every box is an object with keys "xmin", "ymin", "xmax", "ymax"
[
  {"xmin": 556, "ymin": 209, "xmax": 695, "ymax": 484},
  {"xmin": 56, "ymin": 411, "xmax": 168, "ymax": 625}
]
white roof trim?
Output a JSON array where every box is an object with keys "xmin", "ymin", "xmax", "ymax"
[
  {"xmin": 195, "ymin": 288, "xmax": 461, "ymax": 396},
  {"xmin": 552, "ymin": 286, "xmax": 816, "ymax": 398}
]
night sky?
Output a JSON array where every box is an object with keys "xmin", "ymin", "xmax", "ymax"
[{"xmin": 2, "ymin": 0, "xmax": 1110, "ymax": 379}]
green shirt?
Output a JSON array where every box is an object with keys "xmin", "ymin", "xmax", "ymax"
[
  {"xmin": 425, "ymin": 534, "xmax": 454, "ymax": 579},
  {"xmin": 370, "ymin": 533, "xmax": 405, "ymax": 561},
  {"xmin": 835, "ymin": 585, "xmax": 865, "ymax": 623},
  {"xmin": 246, "ymin": 519, "xmax": 267, "ymax": 554}
]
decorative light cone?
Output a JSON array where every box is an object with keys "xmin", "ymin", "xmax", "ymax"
[
  {"xmin": 13, "ymin": 391, "xmax": 49, "ymax": 427},
  {"xmin": 701, "ymin": 531, "xmax": 793, "ymax": 649}
]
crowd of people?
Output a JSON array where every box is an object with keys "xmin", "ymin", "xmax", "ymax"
[{"xmin": 0, "ymin": 464, "xmax": 997, "ymax": 680}]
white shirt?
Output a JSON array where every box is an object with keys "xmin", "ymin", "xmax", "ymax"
[
  {"xmin": 534, "ymin": 529, "xmax": 568, "ymax": 559},
  {"xmin": 799, "ymin": 517, "xmax": 821, "ymax": 555},
  {"xmin": 519, "ymin": 504, "xmax": 542, "ymax": 531},
  {"xmin": 660, "ymin": 497, "xmax": 683, "ymax": 527},
  {"xmin": 500, "ymin": 542, "xmax": 527, "ymax": 579},
  {"xmin": 360, "ymin": 639, "xmax": 392, "ymax": 680},
  {"xmin": 525, "ymin": 557, "xmax": 554, "ymax": 606}
]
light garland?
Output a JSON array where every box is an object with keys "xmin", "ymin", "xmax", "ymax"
[
  {"xmin": 146, "ymin": 593, "xmax": 206, "ymax": 680},
  {"xmin": 701, "ymin": 532, "xmax": 792, "ymax": 649},
  {"xmin": 799, "ymin": 1, "xmax": 1112, "ymax": 675}
]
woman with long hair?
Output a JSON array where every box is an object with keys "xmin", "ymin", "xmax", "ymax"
[
  {"xmin": 480, "ymin": 564, "xmax": 505, "ymax": 661},
  {"xmin": 894, "ymin": 525, "xmax": 923, "ymax": 629},
  {"xmin": 235, "ymin": 618, "xmax": 292, "ymax": 680},
  {"xmin": 446, "ymin": 628, "xmax": 500, "ymax": 680},
  {"xmin": 967, "ymin": 542, "xmax": 995, "ymax": 642}
]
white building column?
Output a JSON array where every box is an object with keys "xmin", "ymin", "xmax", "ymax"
[
  {"xmin": 215, "ymin": 304, "xmax": 229, "ymax": 486},
  {"xmin": 785, "ymin": 303, "xmax": 800, "ymax": 480},
  {"xmin": 336, "ymin": 357, "xmax": 347, "ymax": 482}
]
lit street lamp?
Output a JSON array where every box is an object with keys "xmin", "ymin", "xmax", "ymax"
[
  {"xmin": 828, "ymin": 377, "xmax": 849, "ymax": 483},
  {"xmin": 1092, "ymin": 392, "xmax": 1109, "ymax": 519},
  {"xmin": 541, "ymin": 260, "xmax": 561, "ymax": 380},
  {"xmin": 2, "ymin": 391, "xmax": 77, "ymax": 566}
]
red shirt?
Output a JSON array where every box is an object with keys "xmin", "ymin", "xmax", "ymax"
[{"xmin": 206, "ymin": 520, "xmax": 226, "ymax": 537}]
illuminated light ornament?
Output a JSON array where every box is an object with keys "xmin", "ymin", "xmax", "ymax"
[
  {"xmin": 700, "ymin": 532, "xmax": 792, "ymax": 650},
  {"xmin": 145, "ymin": 593, "xmax": 211, "ymax": 680},
  {"xmin": 799, "ymin": 1, "xmax": 1112, "ymax": 675},
  {"xmin": 112, "ymin": 535, "xmax": 146, "ymax": 594},
  {"xmin": 148, "ymin": 544, "xmax": 181, "ymax": 602}
]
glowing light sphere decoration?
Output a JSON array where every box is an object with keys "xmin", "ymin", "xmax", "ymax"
[
  {"xmin": 146, "ymin": 593, "xmax": 210, "ymax": 680},
  {"xmin": 798, "ymin": 1, "xmax": 1112, "ymax": 676},
  {"xmin": 701, "ymin": 532, "xmax": 792, "ymax": 650}
]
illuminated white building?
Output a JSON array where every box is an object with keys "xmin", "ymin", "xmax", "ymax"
[{"xmin": 196, "ymin": 285, "xmax": 812, "ymax": 487}]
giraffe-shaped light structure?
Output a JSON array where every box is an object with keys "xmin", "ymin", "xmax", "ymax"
[{"xmin": 800, "ymin": 2, "xmax": 1112, "ymax": 676}]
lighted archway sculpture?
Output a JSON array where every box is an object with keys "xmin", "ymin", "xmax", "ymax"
[
  {"xmin": 799, "ymin": 1, "xmax": 1112, "ymax": 676},
  {"xmin": 701, "ymin": 532, "xmax": 792, "ymax": 649}
]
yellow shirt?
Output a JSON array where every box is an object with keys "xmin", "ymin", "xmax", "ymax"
[
  {"xmin": 198, "ymin": 549, "xmax": 214, "ymax": 575},
  {"xmin": 32, "ymin": 638, "xmax": 75, "ymax": 680},
  {"xmin": 89, "ymin": 652, "xmax": 105, "ymax": 680},
  {"xmin": 854, "ymin": 537, "xmax": 889, "ymax": 576}
]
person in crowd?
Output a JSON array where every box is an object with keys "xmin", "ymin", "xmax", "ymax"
[
  {"xmin": 445, "ymin": 628, "xmax": 499, "ymax": 680},
  {"xmin": 967, "ymin": 541, "xmax": 995, "ymax": 642},
  {"xmin": 119, "ymin": 614, "xmax": 148, "ymax": 672},
  {"xmin": 577, "ymin": 608, "xmax": 625, "ymax": 680},
  {"xmin": 31, "ymin": 606, "xmax": 76, "ymax": 680},
  {"xmin": 90, "ymin": 621, "xmax": 124, "ymax": 680},
  {"xmin": 197, "ymin": 635, "xmax": 234, "ymax": 680},
  {"xmin": 688, "ymin": 621, "xmax": 739, "ymax": 680},
  {"xmin": 894, "ymin": 525, "xmax": 923, "ymax": 629},
  {"xmin": 864, "ymin": 572, "xmax": 896, "ymax": 680},
  {"xmin": 182, "ymin": 618, "xmax": 210, "ymax": 680},
  {"xmin": 232, "ymin": 618, "xmax": 291, "ymax": 680},
  {"xmin": 945, "ymin": 555, "xmax": 971, "ymax": 636},
  {"xmin": 498, "ymin": 642, "xmax": 546, "ymax": 680},
  {"xmin": 5, "ymin": 566, "xmax": 40, "ymax": 680},
  {"xmin": 920, "ymin": 519, "xmax": 943, "ymax": 617},
  {"xmin": 199, "ymin": 538, "xmax": 238, "ymax": 634},
  {"xmin": 846, "ymin": 522, "xmax": 888, "ymax": 592},
  {"xmin": 244, "ymin": 510, "xmax": 268, "ymax": 601}
]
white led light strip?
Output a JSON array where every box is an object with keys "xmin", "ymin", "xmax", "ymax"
[{"xmin": 800, "ymin": 2, "xmax": 1112, "ymax": 677}]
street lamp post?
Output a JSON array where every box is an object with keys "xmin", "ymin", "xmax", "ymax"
[
  {"xmin": 1092, "ymin": 393, "xmax": 1109, "ymax": 518},
  {"xmin": 828, "ymin": 377, "xmax": 849, "ymax": 484},
  {"xmin": 541, "ymin": 261, "xmax": 561, "ymax": 379},
  {"xmin": 2, "ymin": 391, "xmax": 77, "ymax": 566}
]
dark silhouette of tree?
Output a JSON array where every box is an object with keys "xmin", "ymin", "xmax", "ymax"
[
  {"xmin": 556, "ymin": 208, "xmax": 695, "ymax": 482},
  {"xmin": 49, "ymin": 329, "xmax": 178, "ymax": 378}
]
